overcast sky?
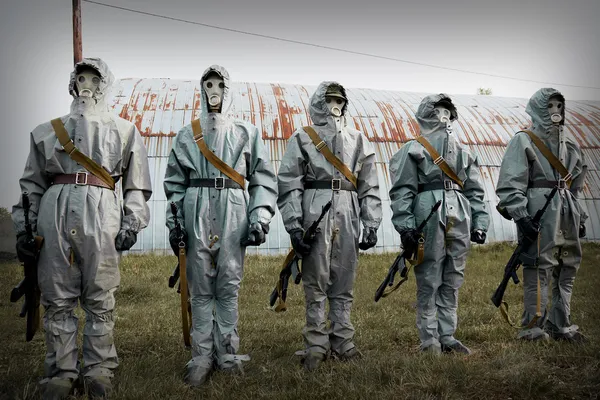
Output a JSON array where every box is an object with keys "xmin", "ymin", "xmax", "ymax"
[{"xmin": 0, "ymin": 0, "xmax": 599, "ymax": 208}]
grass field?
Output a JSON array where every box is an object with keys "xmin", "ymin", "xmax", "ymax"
[{"xmin": 1, "ymin": 243, "xmax": 599, "ymax": 400}]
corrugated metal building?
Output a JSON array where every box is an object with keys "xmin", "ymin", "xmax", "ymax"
[{"xmin": 109, "ymin": 79, "xmax": 600, "ymax": 254}]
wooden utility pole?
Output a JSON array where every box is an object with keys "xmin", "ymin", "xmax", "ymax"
[{"xmin": 73, "ymin": 0, "xmax": 82, "ymax": 65}]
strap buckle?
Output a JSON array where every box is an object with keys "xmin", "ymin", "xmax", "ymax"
[
  {"xmin": 433, "ymin": 156, "xmax": 444, "ymax": 165},
  {"xmin": 215, "ymin": 177, "xmax": 225, "ymax": 190},
  {"xmin": 332, "ymin": 179, "xmax": 341, "ymax": 191},
  {"xmin": 75, "ymin": 172, "xmax": 88, "ymax": 186},
  {"xmin": 558, "ymin": 179, "xmax": 567, "ymax": 190},
  {"xmin": 444, "ymin": 180, "xmax": 454, "ymax": 190}
]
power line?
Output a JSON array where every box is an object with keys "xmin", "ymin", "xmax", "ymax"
[{"xmin": 82, "ymin": 0, "xmax": 600, "ymax": 90}]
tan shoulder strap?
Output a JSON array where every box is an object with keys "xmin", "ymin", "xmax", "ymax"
[
  {"xmin": 415, "ymin": 136, "xmax": 463, "ymax": 189},
  {"xmin": 303, "ymin": 126, "xmax": 358, "ymax": 189},
  {"xmin": 51, "ymin": 118, "xmax": 115, "ymax": 190},
  {"xmin": 191, "ymin": 119, "xmax": 246, "ymax": 188},
  {"xmin": 523, "ymin": 130, "xmax": 572, "ymax": 187}
]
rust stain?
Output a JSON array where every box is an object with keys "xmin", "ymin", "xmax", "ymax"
[
  {"xmin": 396, "ymin": 103, "xmax": 419, "ymax": 138},
  {"xmin": 247, "ymin": 83, "xmax": 256, "ymax": 126},
  {"xmin": 271, "ymin": 84, "xmax": 294, "ymax": 140},
  {"xmin": 119, "ymin": 103, "xmax": 131, "ymax": 121},
  {"xmin": 193, "ymin": 88, "xmax": 202, "ymax": 110},
  {"xmin": 257, "ymin": 87, "xmax": 269, "ymax": 139},
  {"xmin": 374, "ymin": 101, "xmax": 400, "ymax": 142},
  {"xmin": 147, "ymin": 92, "xmax": 158, "ymax": 111},
  {"xmin": 134, "ymin": 112, "xmax": 143, "ymax": 133}
]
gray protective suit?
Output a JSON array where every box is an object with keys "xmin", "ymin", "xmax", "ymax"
[
  {"xmin": 11, "ymin": 58, "xmax": 152, "ymax": 380},
  {"xmin": 389, "ymin": 94, "xmax": 489, "ymax": 351},
  {"xmin": 496, "ymin": 88, "xmax": 587, "ymax": 339},
  {"xmin": 163, "ymin": 65, "xmax": 278, "ymax": 372},
  {"xmin": 277, "ymin": 81, "xmax": 382, "ymax": 357}
]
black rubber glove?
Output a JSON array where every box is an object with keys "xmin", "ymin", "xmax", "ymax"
[
  {"xmin": 358, "ymin": 227, "xmax": 378, "ymax": 250},
  {"xmin": 470, "ymin": 229, "xmax": 487, "ymax": 244},
  {"xmin": 169, "ymin": 228, "xmax": 188, "ymax": 255},
  {"xmin": 241, "ymin": 222, "xmax": 269, "ymax": 246},
  {"xmin": 115, "ymin": 229, "xmax": 137, "ymax": 251},
  {"xmin": 15, "ymin": 232, "xmax": 38, "ymax": 264},
  {"xmin": 516, "ymin": 216, "xmax": 540, "ymax": 242},
  {"xmin": 579, "ymin": 223, "xmax": 586, "ymax": 238},
  {"xmin": 400, "ymin": 228, "xmax": 420, "ymax": 258},
  {"xmin": 290, "ymin": 229, "xmax": 312, "ymax": 256}
]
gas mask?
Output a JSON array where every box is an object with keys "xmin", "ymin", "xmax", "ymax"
[
  {"xmin": 325, "ymin": 84, "xmax": 347, "ymax": 118},
  {"xmin": 326, "ymin": 96, "xmax": 346, "ymax": 118},
  {"xmin": 434, "ymin": 105, "xmax": 453, "ymax": 132},
  {"xmin": 548, "ymin": 97, "xmax": 564, "ymax": 124},
  {"xmin": 203, "ymin": 73, "xmax": 225, "ymax": 112},
  {"xmin": 75, "ymin": 68, "xmax": 101, "ymax": 99}
]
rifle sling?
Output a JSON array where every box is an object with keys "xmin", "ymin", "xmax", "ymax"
[
  {"xmin": 523, "ymin": 130, "xmax": 572, "ymax": 187},
  {"xmin": 274, "ymin": 250, "xmax": 296, "ymax": 313},
  {"xmin": 415, "ymin": 136, "xmax": 464, "ymax": 189},
  {"xmin": 191, "ymin": 119, "xmax": 246, "ymax": 188},
  {"xmin": 303, "ymin": 126, "xmax": 358, "ymax": 189},
  {"xmin": 178, "ymin": 247, "xmax": 191, "ymax": 347},
  {"xmin": 51, "ymin": 119, "xmax": 116, "ymax": 191}
]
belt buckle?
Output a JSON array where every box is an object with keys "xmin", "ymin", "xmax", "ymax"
[
  {"xmin": 331, "ymin": 179, "xmax": 341, "ymax": 191},
  {"xmin": 443, "ymin": 180, "xmax": 454, "ymax": 190},
  {"xmin": 75, "ymin": 172, "xmax": 88, "ymax": 186},
  {"xmin": 557, "ymin": 179, "xmax": 566, "ymax": 190},
  {"xmin": 215, "ymin": 177, "xmax": 225, "ymax": 190}
]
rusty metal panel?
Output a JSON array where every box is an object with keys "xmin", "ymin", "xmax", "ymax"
[{"xmin": 109, "ymin": 78, "xmax": 600, "ymax": 252}]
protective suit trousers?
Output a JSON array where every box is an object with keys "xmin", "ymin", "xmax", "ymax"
[
  {"xmin": 187, "ymin": 244, "xmax": 245, "ymax": 370},
  {"xmin": 414, "ymin": 221, "xmax": 469, "ymax": 349},
  {"xmin": 521, "ymin": 244, "xmax": 581, "ymax": 331},
  {"xmin": 38, "ymin": 226, "xmax": 120, "ymax": 380},
  {"xmin": 301, "ymin": 228, "xmax": 358, "ymax": 356}
]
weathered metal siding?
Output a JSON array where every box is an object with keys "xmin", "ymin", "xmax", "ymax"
[{"xmin": 109, "ymin": 79, "xmax": 600, "ymax": 254}]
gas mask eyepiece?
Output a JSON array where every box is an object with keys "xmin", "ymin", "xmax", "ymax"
[{"xmin": 76, "ymin": 68, "xmax": 101, "ymax": 98}]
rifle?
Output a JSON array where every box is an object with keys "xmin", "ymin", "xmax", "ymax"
[
  {"xmin": 10, "ymin": 192, "xmax": 44, "ymax": 341},
  {"xmin": 170, "ymin": 202, "xmax": 191, "ymax": 347},
  {"xmin": 269, "ymin": 200, "xmax": 332, "ymax": 312},
  {"xmin": 491, "ymin": 186, "xmax": 558, "ymax": 312},
  {"xmin": 374, "ymin": 200, "xmax": 442, "ymax": 302}
]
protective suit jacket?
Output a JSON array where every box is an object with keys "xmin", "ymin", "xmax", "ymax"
[
  {"xmin": 163, "ymin": 65, "xmax": 278, "ymax": 370},
  {"xmin": 496, "ymin": 88, "xmax": 587, "ymax": 337},
  {"xmin": 11, "ymin": 57, "xmax": 152, "ymax": 380},
  {"xmin": 389, "ymin": 93, "xmax": 488, "ymax": 350},
  {"xmin": 277, "ymin": 81, "xmax": 382, "ymax": 356}
]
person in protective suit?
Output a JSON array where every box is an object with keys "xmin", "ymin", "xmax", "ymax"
[
  {"xmin": 277, "ymin": 81, "xmax": 382, "ymax": 371},
  {"xmin": 496, "ymin": 88, "xmax": 588, "ymax": 342},
  {"xmin": 389, "ymin": 94, "xmax": 489, "ymax": 355},
  {"xmin": 163, "ymin": 65, "xmax": 278, "ymax": 386},
  {"xmin": 12, "ymin": 57, "xmax": 152, "ymax": 399}
]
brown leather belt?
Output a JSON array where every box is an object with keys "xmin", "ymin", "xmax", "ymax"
[{"xmin": 51, "ymin": 172, "xmax": 113, "ymax": 189}]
